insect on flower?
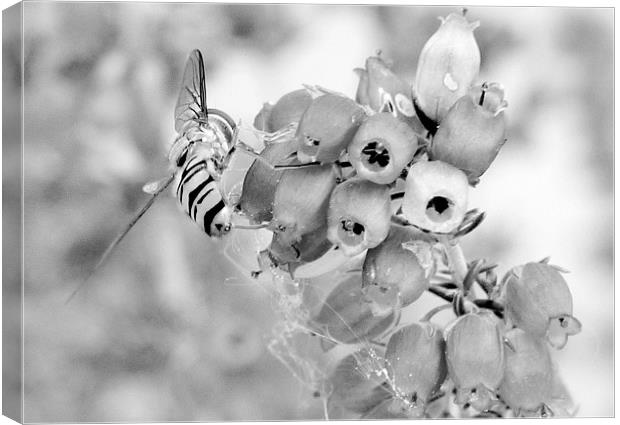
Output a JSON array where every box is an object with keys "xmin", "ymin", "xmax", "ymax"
[{"xmin": 67, "ymin": 49, "xmax": 262, "ymax": 302}]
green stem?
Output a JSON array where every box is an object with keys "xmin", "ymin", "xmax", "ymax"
[
  {"xmin": 421, "ymin": 303, "xmax": 452, "ymax": 322},
  {"xmin": 440, "ymin": 237, "xmax": 468, "ymax": 289}
]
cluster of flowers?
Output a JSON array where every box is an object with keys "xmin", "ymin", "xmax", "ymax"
[{"xmin": 234, "ymin": 10, "xmax": 581, "ymax": 418}]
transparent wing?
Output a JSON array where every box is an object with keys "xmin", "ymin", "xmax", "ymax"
[{"xmin": 174, "ymin": 49, "xmax": 208, "ymax": 132}]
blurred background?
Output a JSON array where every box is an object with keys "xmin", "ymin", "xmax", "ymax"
[{"xmin": 3, "ymin": 2, "xmax": 612, "ymax": 421}]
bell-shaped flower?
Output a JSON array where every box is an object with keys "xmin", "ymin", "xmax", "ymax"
[
  {"xmin": 253, "ymin": 88, "xmax": 314, "ymax": 132},
  {"xmin": 415, "ymin": 12, "xmax": 480, "ymax": 123},
  {"xmin": 272, "ymin": 162, "xmax": 337, "ymax": 244},
  {"xmin": 362, "ymin": 225, "xmax": 435, "ymax": 315},
  {"xmin": 268, "ymin": 224, "xmax": 333, "ymax": 274},
  {"xmin": 327, "ymin": 178, "xmax": 392, "ymax": 257},
  {"xmin": 499, "ymin": 328, "xmax": 553, "ymax": 416},
  {"xmin": 348, "ymin": 113, "xmax": 419, "ymax": 184},
  {"xmin": 503, "ymin": 262, "xmax": 581, "ymax": 349},
  {"xmin": 431, "ymin": 82, "xmax": 507, "ymax": 182},
  {"xmin": 238, "ymin": 139, "xmax": 298, "ymax": 224},
  {"xmin": 401, "ymin": 160, "xmax": 469, "ymax": 234},
  {"xmin": 384, "ymin": 322, "xmax": 447, "ymax": 417},
  {"xmin": 327, "ymin": 348, "xmax": 392, "ymax": 414},
  {"xmin": 268, "ymin": 88, "xmax": 313, "ymax": 132},
  {"xmin": 355, "ymin": 54, "xmax": 425, "ymax": 133},
  {"xmin": 295, "ymin": 93, "xmax": 367, "ymax": 164},
  {"xmin": 444, "ymin": 311, "xmax": 504, "ymax": 411},
  {"xmin": 311, "ymin": 273, "xmax": 398, "ymax": 346}
]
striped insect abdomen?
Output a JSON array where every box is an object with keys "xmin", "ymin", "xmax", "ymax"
[{"xmin": 174, "ymin": 155, "xmax": 231, "ymax": 237}]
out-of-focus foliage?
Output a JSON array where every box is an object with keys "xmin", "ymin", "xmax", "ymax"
[{"xmin": 17, "ymin": 3, "xmax": 612, "ymax": 421}]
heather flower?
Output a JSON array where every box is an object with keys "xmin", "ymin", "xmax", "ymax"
[
  {"xmin": 348, "ymin": 112, "xmax": 419, "ymax": 184},
  {"xmin": 444, "ymin": 311, "xmax": 504, "ymax": 410},
  {"xmin": 499, "ymin": 328, "xmax": 553, "ymax": 415},
  {"xmin": 431, "ymin": 82, "xmax": 507, "ymax": 182},
  {"xmin": 327, "ymin": 178, "xmax": 391, "ymax": 257},
  {"xmin": 295, "ymin": 93, "xmax": 366, "ymax": 163},
  {"xmin": 268, "ymin": 225, "xmax": 332, "ymax": 273},
  {"xmin": 355, "ymin": 54, "xmax": 425, "ymax": 133},
  {"xmin": 503, "ymin": 262, "xmax": 581, "ymax": 349},
  {"xmin": 384, "ymin": 322, "xmax": 447, "ymax": 417},
  {"xmin": 271, "ymin": 162, "xmax": 336, "ymax": 243},
  {"xmin": 311, "ymin": 274, "xmax": 398, "ymax": 345},
  {"xmin": 238, "ymin": 139, "xmax": 297, "ymax": 224},
  {"xmin": 362, "ymin": 224, "xmax": 435, "ymax": 315},
  {"xmin": 327, "ymin": 349, "xmax": 391, "ymax": 413},
  {"xmin": 414, "ymin": 12, "xmax": 480, "ymax": 123},
  {"xmin": 255, "ymin": 88, "xmax": 313, "ymax": 132},
  {"xmin": 401, "ymin": 160, "xmax": 469, "ymax": 233}
]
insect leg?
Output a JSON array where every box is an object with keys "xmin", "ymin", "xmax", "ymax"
[{"xmin": 65, "ymin": 173, "xmax": 175, "ymax": 304}]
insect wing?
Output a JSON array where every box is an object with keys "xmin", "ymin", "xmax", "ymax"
[{"xmin": 174, "ymin": 49, "xmax": 208, "ymax": 132}]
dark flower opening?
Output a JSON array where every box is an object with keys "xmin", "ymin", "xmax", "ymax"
[
  {"xmin": 361, "ymin": 139, "xmax": 391, "ymax": 168},
  {"xmin": 341, "ymin": 219, "xmax": 365, "ymax": 235},
  {"xmin": 426, "ymin": 196, "xmax": 454, "ymax": 223},
  {"xmin": 337, "ymin": 218, "xmax": 366, "ymax": 248},
  {"xmin": 305, "ymin": 134, "xmax": 321, "ymax": 147}
]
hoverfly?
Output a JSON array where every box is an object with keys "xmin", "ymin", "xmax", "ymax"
[{"xmin": 67, "ymin": 49, "xmax": 264, "ymax": 303}]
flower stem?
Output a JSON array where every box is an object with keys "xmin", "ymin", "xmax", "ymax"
[
  {"xmin": 440, "ymin": 237, "xmax": 468, "ymax": 289},
  {"xmin": 421, "ymin": 303, "xmax": 452, "ymax": 322}
]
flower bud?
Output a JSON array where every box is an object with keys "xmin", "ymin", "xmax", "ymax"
[
  {"xmin": 415, "ymin": 12, "xmax": 480, "ymax": 123},
  {"xmin": 272, "ymin": 163, "xmax": 337, "ymax": 243},
  {"xmin": 355, "ymin": 55, "xmax": 425, "ymax": 133},
  {"xmin": 295, "ymin": 93, "xmax": 367, "ymax": 163},
  {"xmin": 238, "ymin": 139, "xmax": 298, "ymax": 224},
  {"xmin": 499, "ymin": 328, "xmax": 553, "ymax": 414},
  {"xmin": 402, "ymin": 160, "xmax": 468, "ymax": 233},
  {"xmin": 362, "ymin": 225, "xmax": 435, "ymax": 315},
  {"xmin": 384, "ymin": 322, "xmax": 447, "ymax": 416},
  {"xmin": 431, "ymin": 83, "xmax": 507, "ymax": 182},
  {"xmin": 348, "ymin": 113, "xmax": 419, "ymax": 184},
  {"xmin": 311, "ymin": 274, "xmax": 398, "ymax": 345},
  {"xmin": 444, "ymin": 311, "xmax": 504, "ymax": 410},
  {"xmin": 503, "ymin": 262, "xmax": 581, "ymax": 349},
  {"xmin": 327, "ymin": 178, "xmax": 391, "ymax": 257},
  {"xmin": 328, "ymin": 349, "xmax": 392, "ymax": 413}
]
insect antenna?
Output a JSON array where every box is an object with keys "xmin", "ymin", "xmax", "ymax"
[{"xmin": 65, "ymin": 173, "xmax": 175, "ymax": 304}]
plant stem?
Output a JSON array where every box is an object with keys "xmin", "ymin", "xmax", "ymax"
[
  {"xmin": 428, "ymin": 285, "xmax": 454, "ymax": 302},
  {"xmin": 421, "ymin": 303, "xmax": 452, "ymax": 322},
  {"xmin": 440, "ymin": 237, "xmax": 468, "ymax": 289}
]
